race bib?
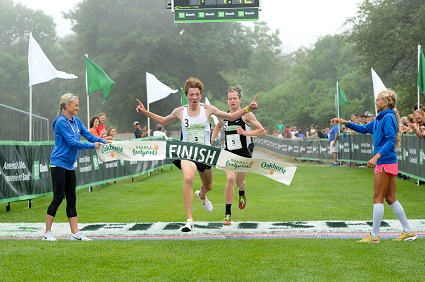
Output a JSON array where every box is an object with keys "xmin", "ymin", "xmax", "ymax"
[
  {"xmin": 226, "ymin": 134, "xmax": 242, "ymax": 150},
  {"xmin": 187, "ymin": 130, "xmax": 204, "ymax": 144}
]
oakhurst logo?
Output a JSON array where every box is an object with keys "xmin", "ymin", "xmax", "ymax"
[
  {"xmin": 225, "ymin": 158, "xmax": 254, "ymax": 170},
  {"xmin": 261, "ymin": 162, "xmax": 286, "ymax": 175},
  {"xmin": 132, "ymin": 145, "xmax": 159, "ymax": 157},
  {"xmin": 101, "ymin": 144, "xmax": 124, "ymax": 154}
]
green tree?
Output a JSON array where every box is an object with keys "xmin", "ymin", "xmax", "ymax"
[
  {"xmin": 256, "ymin": 35, "xmax": 369, "ymax": 131},
  {"xmin": 348, "ymin": 0, "xmax": 425, "ymax": 113},
  {"xmin": 0, "ymin": 0, "xmax": 60, "ymax": 124},
  {"xmin": 235, "ymin": 22, "xmax": 287, "ymax": 98},
  {"xmin": 65, "ymin": 0, "xmax": 255, "ymax": 131}
]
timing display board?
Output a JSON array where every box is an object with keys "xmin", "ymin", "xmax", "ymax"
[
  {"xmin": 174, "ymin": 0, "xmax": 260, "ymax": 10},
  {"xmin": 173, "ymin": 0, "xmax": 260, "ymax": 23}
]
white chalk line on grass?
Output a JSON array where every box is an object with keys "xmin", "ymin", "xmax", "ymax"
[{"xmin": 1, "ymin": 220, "xmax": 424, "ymax": 240}]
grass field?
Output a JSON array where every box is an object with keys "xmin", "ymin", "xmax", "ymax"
[{"xmin": 1, "ymin": 156, "xmax": 425, "ymax": 281}]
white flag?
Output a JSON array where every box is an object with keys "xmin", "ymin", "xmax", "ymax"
[
  {"xmin": 371, "ymin": 68, "xmax": 387, "ymax": 100},
  {"xmin": 204, "ymin": 97, "xmax": 218, "ymax": 125},
  {"xmin": 146, "ymin": 72, "xmax": 178, "ymax": 104},
  {"xmin": 28, "ymin": 33, "xmax": 77, "ymax": 86}
]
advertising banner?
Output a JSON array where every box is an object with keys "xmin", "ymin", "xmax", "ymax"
[
  {"xmin": 1, "ymin": 134, "xmax": 424, "ymax": 204},
  {"xmin": 96, "ymin": 140, "xmax": 296, "ymax": 186}
]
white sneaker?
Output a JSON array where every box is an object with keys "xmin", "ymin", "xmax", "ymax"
[
  {"xmin": 195, "ymin": 190, "xmax": 213, "ymax": 212},
  {"xmin": 70, "ymin": 231, "xmax": 92, "ymax": 241},
  {"xmin": 181, "ymin": 219, "xmax": 194, "ymax": 232},
  {"xmin": 42, "ymin": 231, "xmax": 57, "ymax": 241}
]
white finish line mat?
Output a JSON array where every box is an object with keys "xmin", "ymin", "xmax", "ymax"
[{"xmin": 1, "ymin": 220, "xmax": 425, "ymax": 240}]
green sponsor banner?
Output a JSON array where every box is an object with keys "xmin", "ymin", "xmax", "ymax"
[
  {"xmin": 401, "ymin": 134, "xmax": 422, "ymax": 177},
  {"xmin": 0, "ymin": 141, "xmax": 173, "ymax": 204},
  {"xmin": 338, "ymin": 133, "xmax": 352, "ymax": 161},
  {"xmin": 1, "ymin": 134, "xmax": 425, "ymax": 204}
]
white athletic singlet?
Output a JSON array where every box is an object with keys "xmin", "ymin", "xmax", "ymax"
[{"xmin": 181, "ymin": 104, "xmax": 211, "ymax": 146}]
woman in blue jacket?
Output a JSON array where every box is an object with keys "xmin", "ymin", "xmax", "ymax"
[
  {"xmin": 43, "ymin": 93, "xmax": 111, "ymax": 241},
  {"xmin": 333, "ymin": 90, "xmax": 416, "ymax": 243}
]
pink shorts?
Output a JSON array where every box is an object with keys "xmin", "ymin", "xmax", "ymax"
[{"xmin": 374, "ymin": 163, "xmax": 398, "ymax": 176}]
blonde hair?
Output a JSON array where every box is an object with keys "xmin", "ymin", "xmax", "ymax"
[
  {"xmin": 378, "ymin": 89, "xmax": 400, "ymax": 148},
  {"xmin": 106, "ymin": 126, "xmax": 116, "ymax": 136},
  {"xmin": 413, "ymin": 109, "xmax": 425, "ymax": 125},
  {"xmin": 400, "ymin": 116, "xmax": 408, "ymax": 126},
  {"xmin": 58, "ymin": 93, "xmax": 78, "ymax": 116}
]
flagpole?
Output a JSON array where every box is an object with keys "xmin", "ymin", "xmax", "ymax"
[
  {"xmin": 147, "ymin": 98, "xmax": 151, "ymax": 137},
  {"xmin": 29, "ymin": 85, "xmax": 33, "ymax": 141},
  {"xmin": 87, "ymin": 94, "xmax": 90, "ymax": 127},
  {"xmin": 373, "ymin": 71, "xmax": 377, "ymax": 115},
  {"xmin": 418, "ymin": 45, "xmax": 421, "ymax": 109},
  {"xmin": 418, "ymin": 46, "xmax": 422, "ymax": 186},
  {"xmin": 28, "ymin": 32, "xmax": 78, "ymax": 140},
  {"xmin": 145, "ymin": 72, "xmax": 178, "ymax": 136},
  {"xmin": 336, "ymin": 82, "xmax": 340, "ymax": 118},
  {"xmin": 85, "ymin": 54, "xmax": 90, "ymax": 127},
  {"xmin": 336, "ymin": 82, "xmax": 341, "ymax": 132}
]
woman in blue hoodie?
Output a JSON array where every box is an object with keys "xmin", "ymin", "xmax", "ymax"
[
  {"xmin": 333, "ymin": 90, "xmax": 416, "ymax": 243},
  {"xmin": 43, "ymin": 93, "xmax": 110, "ymax": 241}
]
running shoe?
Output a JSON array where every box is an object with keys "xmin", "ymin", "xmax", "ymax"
[
  {"xmin": 181, "ymin": 219, "xmax": 194, "ymax": 232},
  {"xmin": 42, "ymin": 231, "xmax": 57, "ymax": 241},
  {"xmin": 238, "ymin": 192, "xmax": 246, "ymax": 210},
  {"xmin": 195, "ymin": 190, "xmax": 213, "ymax": 212},
  {"xmin": 393, "ymin": 231, "xmax": 417, "ymax": 241},
  {"xmin": 223, "ymin": 214, "xmax": 232, "ymax": 226},
  {"xmin": 357, "ymin": 233, "xmax": 380, "ymax": 243},
  {"xmin": 70, "ymin": 232, "xmax": 92, "ymax": 241}
]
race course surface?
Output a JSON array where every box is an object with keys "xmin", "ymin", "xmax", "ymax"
[{"xmin": 2, "ymin": 149, "xmax": 422, "ymax": 241}]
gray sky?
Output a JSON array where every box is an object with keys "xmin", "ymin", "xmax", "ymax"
[{"xmin": 14, "ymin": 0, "xmax": 363, "ymax": 52}]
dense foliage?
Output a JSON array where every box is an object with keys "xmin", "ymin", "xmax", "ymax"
[
  {"xmin": 348, "ymin": 0, "xmax": 425, "ymax": 112},
  {"xmin": 1, "ymin": 0, "xmax": 424, "ymax": 135}
]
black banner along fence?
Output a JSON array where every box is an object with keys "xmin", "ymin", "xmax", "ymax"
[
  {"xmin": 1, "ymin": 134, "xmax": 424, "ymax": 205},
  {"xmin": 0, "ymin": 140, "xmax": 173, "ymax": 205},
  {"xmin": 254, "ymin": 135, "xmax": 330, "ymax": 161},
  {"xmin": 254, "ymin": 134, "xmax": 425, "ymax": 181}
]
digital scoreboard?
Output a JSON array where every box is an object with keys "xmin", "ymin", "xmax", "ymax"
[
  {"xmin": 172, "ymin": 0, "xmax": 261, "ymax": 23},
  {"xmin": 174, "ymin": 0, "xmax": 260, "ymax": 9}
]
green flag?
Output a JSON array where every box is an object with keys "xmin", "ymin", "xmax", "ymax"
[
  {"xmin": 337, "ymin": 83, "xmax": 350, "ymax": 107},
  {"xmin": 85, "ymin": 57, "xmax": 116, "ymax": 104},
  {"xmin": 418, "ymin": 47, "xmax": 425, "ymax": 94},
  {"xmin": 181, "ymin": 88, "xmax": 188, "ymax": 106}
]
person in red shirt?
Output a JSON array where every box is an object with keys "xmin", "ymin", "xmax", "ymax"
[{"xmin": 96, "ymin": 112, "xmax": 107, "ymax": 137}]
